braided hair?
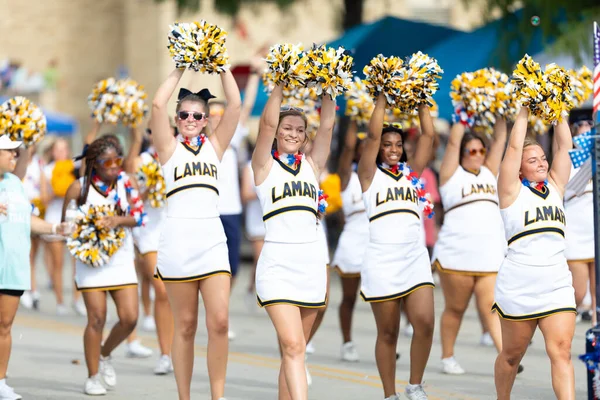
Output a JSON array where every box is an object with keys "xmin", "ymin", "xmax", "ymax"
[{"xmin": 79, "ymin": 135, "xmax": 123, "ymax": 206}]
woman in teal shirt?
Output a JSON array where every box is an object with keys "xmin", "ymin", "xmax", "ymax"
[{"xmin": 0, "ymin": 135, "xmax": 68, "ymax": 400}]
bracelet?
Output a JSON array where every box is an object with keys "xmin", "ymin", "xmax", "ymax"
[{"xmin": 52, "ymin": 223, "xmax": 58, "ymax": 235}]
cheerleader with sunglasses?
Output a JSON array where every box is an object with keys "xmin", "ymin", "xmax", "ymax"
[
  {"xmin": 150, "ymin": 66, "xmax": 241, "ymax": 400},
  {"xmin": 62, "ymin": 129, "xmax": 146, "ymax": 395},
  {"xmin": 431, "ymin": 118, "xmax": 510, "ymax": 375},
  {"xmin": 358, "ymin": 94, "xmax": 435, "ymax": 400},
  {"xmin": 252, "ymin": 85, "xmax": 335, "ymax": 399},
  {"xmin": 563, "ymin": 114, "xmax": 596, "ymax": 324},
  {"xmin": 493, "ymin": 107, "xmax": 576, "ymax": 399}
]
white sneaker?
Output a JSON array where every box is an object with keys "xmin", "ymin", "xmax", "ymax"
[
  {"xmin": 405, "ymin": 383, "xmax": 428, "ymax": 400},
  {"xmin": 56, "ymin": 303, "xmax": 69, "ymax": 316},
  {"xmin": 341, "ymin": 341, "xmax": 360, "ymax": 362},
  {"xmin": 99, "ymin": 356, "xmax": 116, "ymax": 388},
  {"xmin": 479, "ymin": 332, "xmax": 494, "ymax": 347},
  {"xmin": 0, "ymin": 382, "xmax": 22, "ymax": 400},
  {"xmin": 441, "ymin": 356, "xmax": 465, "ymax": 375},
  {"xmin": 142, "ymin": 315, "xmax": 156, "ymax": 332},
  {"xmin": 73, "ymin": 299, "xmax": 87, "ymax": 317},
  {"xmin": 384, "ymin": 395, "xmax": 399, "ymax": 400},
  {"xmin": 154, "ymin": 355, "xmax": 174, "ymax": 375},
  {"xmin": 126, "ymin": 339, "xmax": 153, "ymax": 358},
  {"xmin": 403, "ymin": 323, "xmax": 414, "ymax": 338},
  {"xmin": 228, "ymin": 329, "xmax": 236, "ymax": 341},
  {"xmin": 19, "ymin": 292, "xmax": 33, "ymax": 309},
  {"xmin": 31, "ymin": 291, "xmax": 40, "ymax": 310},
  {"xmin": 306, "ymin": 340, "xmax": 315, "ymax": 354},
  {"xmin": 83, "ymin": 375, "xmax": 107, "ymax": 395}
]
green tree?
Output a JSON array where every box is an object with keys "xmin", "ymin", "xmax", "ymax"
[
  {"xmin": 463, "ymin": 0, "xmax": 600, "ymax": 68},
  {"xmin": 154, "ymin": 0, "xmax": 364, "ymax": 31}
]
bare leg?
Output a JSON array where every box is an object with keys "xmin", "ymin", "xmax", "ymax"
[
  {"xmin": 47, "ymin": 241, "xmax": 65, "ymax": 306},
  {"xmin": 267, "ymin": 305, "xmax": 317, "ymax": 400},
  {"xmin": 0, "ymin": 294, "xmax": 20, "ymax": 379},
  {"xmin": 568, "ymin": 261, "xmax": 589, "ymax": 307},
  {"xmin": 538, "ymin": 313, "xmax": 576, "ymax": 400},
  {"xmin": 438, "ymin": 272, "xmax": 474, "ymax": 359},
  {"xmin": 370, "ymin": 299, "xmax": 401, "ymax": 397},
  {"xmin": 308, "ymin": 268, "xmax": 330, "ymax": 342},
  {"xmin": 403, "ymin": 287, "xmax": 435, "ymax": 384},
  {"xmin": 473, "ymin": 275, "xmax": 502, "ymax": 352},
  {"xmin": 589, "ymin": 262, "xmax": 597, "ymax": 326},
  {"xmin": 164, "ymin": 280, "xmax": 200, "ymax": 400},
  {"xmin": 339, "ymin": 275, "xmax": 360, "ymax": 343},
  {"xmin": 199, "ymin": 275, "xmax": 231, "ymax": 400},
  {"xmin": 82, "ymin": 291, "xmax": 108, "ymax": 377},
  {"xmin": 141, "ymin": 252, "xmax": 172, "ymax": 356},
  {"xmin": 29, "ymin": 236, "xmax": 40, "ymax": 294},
  {"xmin": 494, "ymin": 318, "xmax": 537, "ymax": 399},
  {"xmin": 102, "ymin": 287, "xmax": 139, "ymax": 356}
]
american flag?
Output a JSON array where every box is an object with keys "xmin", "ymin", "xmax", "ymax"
[{"xmin": 594, "ymin": 22, "xmax": 600, "ymax": 122}]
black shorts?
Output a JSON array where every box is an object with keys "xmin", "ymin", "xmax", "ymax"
[{"xmin": 0, "ymin": 289, "xmax": 25, "ymax": 297}]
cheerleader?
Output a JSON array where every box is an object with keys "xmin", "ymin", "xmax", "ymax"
[
  {"xmin": 150, "ymin": 67, "xmax": 241, "ymax": 400},
  {"xmin": 20, "ymin": 145, "xmax": 49, "ymax": 310},
  {"xmin": 358, "ymin": 94, "xmax": 435, "ymax": 400},
  {"xmin": 493, "ymin": 107, "xmax": 575, "ymax": 399},
  {"xmin": 431, "ymin": 119, "xmax": 507, "ymax": 374},
  {"xmin": 331, "ymin": 121, "xmax": 368, "ymax": 362},
  {"xmin": 564, "ymin": 114, "xmax": 595, "ymax": 323},
  {"xmin": 63, "ymin": 134, "xmax": 144, "ymax": 395},
  {"xmin": 42, "ymin": 137, "xmax": 74, "ymax": 315},
  {"xmin": 125, "ymin": 127, "xmax": 173, "ymax": 374},
  {"xmin": 252, "ymin": 84, "xmax": 335, "ymax": 399}
]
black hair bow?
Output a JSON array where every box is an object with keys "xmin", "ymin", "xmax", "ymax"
[
  {"xmin": 74, "ymin": 144, "xmax": 89, "ymax": 161},
  {"xmin": 177, "ymin": 88, "xmax": 216, "ymax": 102}
]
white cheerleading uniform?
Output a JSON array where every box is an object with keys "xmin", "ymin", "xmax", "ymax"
[
  {"xmin": 75, "ymin": 178, "xmax": 137, "ymax": 291},
  {"xmin": 332, "ymin": 172, "xmax": 369, "ymax": 277},
  {"xmin": 132, "ymin": 152, "xmax": 166, "ymax": 255},
  {"xmin": 23, "ymin": 155, "xmax": 43, "ymax": 217},
  {"xmin": 493, "ymin": 183, "xmax": 576, "ymax": 320},
  {"xmin": 564, "ymin": 166, "xmax": 594, "ymax": 262},
  {"xmin": 156, "ymin": 140, "xmax": 230, "ymax": 282},
  {"xmin": 360, "ymin": 166, "xmax": 434, "ymax": 302},
  {"xmin": 255, "ymin": 157, "xmax": 326, "ymax": 308},
  {"xmin": 432, "ymin": 166, "xmax": 506, "ymax": 275},
  {"xmin": 243, "ymin": 162, "xmax": 266, "ymax": 240}
]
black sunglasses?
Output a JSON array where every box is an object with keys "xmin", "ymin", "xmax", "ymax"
[
  {"xmin": 178, "ymin": 111, "xmax": 206, "ymax": 121},
  {"xmin": 574, "ymin": 120, "xmax": 593, "ymax": 128}
]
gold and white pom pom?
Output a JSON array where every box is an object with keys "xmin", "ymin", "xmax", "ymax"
[
  {"xmin": 264, "ymin": 43, "xmax": 309, "ymax": 89},
  {"xmin": 345, "ymin": 77, "xmax": 374, "ymax": 125},
  {"xmin": 306, "ymin": 44, "xmax": 354, "ymax": 99},
  {"xmin": 0, "ymin": 96, "xmax": 46, "ymax": 147},
  {"xmin": 167, "ymin": 20, "xmax": 230, "ymax": 73},
  {"xmin": 88, "ymin": 78, "xmax": 149, "ymax": 127}
]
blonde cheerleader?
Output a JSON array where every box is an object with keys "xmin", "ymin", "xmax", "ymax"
[
  {"xmin": 331, "ymin": 121, "xmax": 368, "ymax": 362},
  {"xmin": 358, "ymin": 94, "xmax": 435, "ymax": 400},
  {"xmin": 493, "ymin": 107, "xmax": 575, "ymax": 399},
  {"xmin": 63, "ymin": 134, "xmax": 145, "ymax": 395},
  {"xmin": 432, "ymin": 118, "xmax": 508, "ymax": 375},
  {"xmin": 150, "ymin": 66, "xmax": 241, "ymax": 400},
  {"xmin": 252, "ymin": 83, "xmax": 335, "ymax": 399}
]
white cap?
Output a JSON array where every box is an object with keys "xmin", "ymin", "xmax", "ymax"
[{"xmin": 0, "ymin": 135, "xmax": 22, "ymax": 150}]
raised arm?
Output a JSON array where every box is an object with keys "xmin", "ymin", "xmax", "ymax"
[
  {"xmin": 150, "ymin": 68, "xmax": 184, "ymax": 163},
  {"xmin": 307, "ymin": 95, "xmax": 336, "ymax": 176},
  {"xmin": 484, "ymin": 117, "xmax": 507, "ymax": 176},
  {"xmin": 13, "ymin": 147, "xmax": 28, "ymax": 180},
  {"xmin": 124, "ymin": 126, "xmax": 143, "ymax": 175},
  {"xmin": 438, "ymin": 123, "xmax": 465, "ymax": 186},
  {"xmin": 209, "ymin": 70, "xmax": 242, "ymax": 160},
  {"xmin": 548, "ymin": 119, "xmax": 573, "ymax": 195},
  {"xmin": 411, "ymin": 105, "xmax": 435, "ymax": 176},
  {"xmin": 338, "ymin": 121, "xmax": 358, "ymax": 191},
  {"xmin": 252, "ymin": 85, "xmax": 283, "ymax": 186},
  {"xmin": 240, "ymin": 164, "xmax": 257, "ymax": 204},
  {"xmin": 239, "ymin": 57, "xmax": 263, "ymax": 127},
  {"xmin": 357, "ymin": 93, "xmax": 386, "ymax": 191},
  {"xmin": 498, "ymin": 107, "xmax": 529, "ymax": 208}
]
